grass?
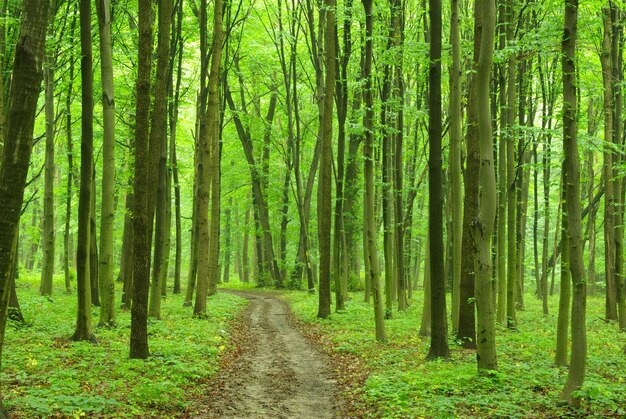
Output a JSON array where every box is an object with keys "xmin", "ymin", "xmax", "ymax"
[
  {"xmin": 283, "ymin": 286, "xmax": 626, "ymax": 418},
  {"xmin": 2, "ymin": 273, "xmax": 248, "ymax": 417}
]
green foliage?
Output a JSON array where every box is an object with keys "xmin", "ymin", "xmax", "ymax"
[
  {"xmin": 3, "ymin": 274, "xmax": 247, "ymax": 417},
  {"xmin": 284, "ymin": 289, "xmax": 626, "ymax": 417}
]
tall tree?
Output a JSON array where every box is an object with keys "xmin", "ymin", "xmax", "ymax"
[
  {"xmin": 505, "ymin": 0, "xmax": 517, "ymax": 329},
  {"xmin": 149, "ymin": 0, "xmax": 173, "ymax": 319},
  {"xmin": 449, "ymin": 0, "xmax": 462, "ymax": 332},
  {"xmin": 560, "ymin": 0, "xmax": 586, "ymax": 406},
  {"xmin": 601, "ymin": 5, "xmax": 617, "ymax": 322},
  {"xmin": 0, "ymin": 0, "xmax": 50, "ymax": 414},
  {"xmin": 72, "ymin": 0, "xmax": 96, "ymax": 342},
  {"xmin": 195, "ymin": 0, "xmax": 223, "ymax": 316},
  {"xmin": 130, "ymin": 0, "xmax": 154, "ymax": 359},
  {"xmin": 96, "ymin": 0, "xmax": 116, "ymax": 326},
  {"xmin": 362, "ymin": 0, "xmax": 386, "ymax": 341},
  {"xmin": 474, "ymin": 0, "xmax": 497, "ymax": 372},
  {"xmin": 427, "ymin": 0, "xmax": 450, "ymax": 360},
  {"xmin": 317, "ymin": 0, "xmax": 336, "ymax": 319},
  {"xmin": 40, "ymin": 0, "xmax": 57, "ymax": 297}
]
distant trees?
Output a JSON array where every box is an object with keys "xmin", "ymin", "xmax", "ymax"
[{"xmin": 3, "ymin": 0, "xmax": 626, "ymax": 405}]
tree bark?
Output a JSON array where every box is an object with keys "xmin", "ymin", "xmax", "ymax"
[
  {"xmin": 72, "ymin": 0, "xmax": 96, "ymax": 342},
  {"xmin": 362, "ymin": 0, "xmax": 386, "ymax": 341},
  {"xmin": 40, "ymin": 0, "xmax": 57, "ymax": 297},
  {"xmin": 473, "ymin": 0, "xmax": 497, "ymax": 372},
  {"xmin": 0, "ymin": 4, "xmax": 50, "ymax": 416},
  {"xmin": 449, "ymin": 0, "xmax": 462, "ymax": 331},
  {"xmin": 317, "ymin": 0, "xmax": 336, "ymax": 319},
  {"xmin": 427, "ymin": 0, "xmax": 450, "ymax": 360},
  {"xmin": 149, "ymin": 0, "xmax": 173, "ymax": 319},
  {"xmin": 561, "ymin": 0, "xmax": 586, "ymax": 404},
  {"xmin": 130, "ymin": 0, "xmax": 153, "ymax": 359},
  {"xmin": 96, "ymin": 0, "xmax": 116, "ymax": 326},
  {"xmin": 195, "ymin": 0, "xmax": 223, "ymax": 315}
]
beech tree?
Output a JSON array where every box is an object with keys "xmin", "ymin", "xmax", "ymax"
[{"xmin": 0, "ymin": 0, "xmax": 50, "ymax": 413}]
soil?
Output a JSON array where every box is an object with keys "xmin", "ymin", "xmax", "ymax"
[{"xmin": 186, "ymin": 291, "xmax": 340, "ymax": 418}]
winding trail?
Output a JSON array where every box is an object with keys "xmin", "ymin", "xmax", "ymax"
[{"xmin": 191, "ymin": 291, "xmax": 339, "ymax": 418}]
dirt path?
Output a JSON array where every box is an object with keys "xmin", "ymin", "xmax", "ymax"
[{"xmin": 191, "ymin": 291, "xmax": 339, "ymax": 418}]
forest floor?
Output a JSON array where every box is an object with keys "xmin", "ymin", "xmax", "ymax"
[{"xmin": 187, "ymin": 290, "xmax": 341, "ymax": 418}]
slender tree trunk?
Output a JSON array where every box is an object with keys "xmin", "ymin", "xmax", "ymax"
[
  {"xmin": 611, "ymin": 6, "xmax": 626, "ymax": 330},
  {"xmin": 601, "ymin": 6, "xmax": 617, "ymax": 322},
  {"xmin": 427, "ymin": 0, "xmax": 450, "ymax": 360},
  {"xmin": 561, "ymin": 0, "xmax": 586, "ymax": 404},
  {"xmin": 362, "ymin": 0, "xmax": 386, "ymax": 341},
  {"xmin": 0, "ymin": 2, "xmax": 50, "ymax": 414},
  {"xmin": 505, "ymin": 0, "xmax": 517, "ymax": 329},
  {"xmin": 130, "ymin": 0, "xmax": 154, "ymax": 359},
  {"xmin": 457, "ymin": 0, "xmax": 481, "ymax": 347},
  {"xmin": 449, "ymin": 0, "xmax": 462, "ymax": 331},
  {"xmin": 195, "ymin": 0, "xmax": 223, "ymax": 315},
  {"xmin": 242, "ymin": 207, "xmax": 250, "ymax": 282},
  {"xmin": 317, "ymin": 0, "xmax": 336, "ymax": 319},
  {"xmin": 72, "ymin": 0, "xmax": 96, "ymax": 342},
  {"xmin": 63, "ymin": 12, "xmax": 76, "ymax": 294},
  {"xmin": 473, "ymin": 0, "xmax": 497, "ymax": 372},
  {"xmin": 420, "ymin": 233, "xmax": 431, "ymax": 337},
  {"xmin": 149, "ymin": 0, "xmax": 173, "ymax": 320},
  {"xmin": 222, "ymin": 197, "xmax": 232, "ymax": 284},
  {"xmin": 96, "ymin": 0, "xmax": 116, "ymax": 326},
  {"xmin": 169, "ymin": 0, "xmax": 183, "ymax": 295},
  {"xmin": 40, "ymin": 0, "xmax": 57, "ymax": 297},
  {"xmin": 120, "ymin": 191, "xmax": 135, "ymax": 308},
  {"xmin": 89, "ymin": 179, "xmax": 99, "ymax": 307},
  {"xmin": 555, "ymin": 168, "xmax": 570, "ymax": 367}
]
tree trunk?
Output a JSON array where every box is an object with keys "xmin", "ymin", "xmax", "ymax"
[
  {"xmin": 89, "ymin": 177, "xmax": 100, "ymax": 307},
  {"xmin": 148, "ymin": 0, "xmax": 173, "ymax": 320},
  {"xmin": 555, "ymin": 168, "xmax": 570, "ymax": 368},
  {"xmin": 195, "ymin": 0, "xmax": 223, "ymax": 315},
  {"xmin": 40, "ymin": 0, "xmax": 57, "ymax": 297},
  {"xmin": 473, "ymin": 0, "xmax": 497, "ymax": 372},
  {"xmin": 505, "ymin": 0, "xmax": 517, "ymax": 329},
  {"xmin": 362, "ymin": 0, "xmax": 386, "ymax": 341},
  {"xmin": 222, "ymin": 197, "xmax": 233, "ymax": 284},
  {"xmin": 426, "ymin": 0, "xmax": 450, "ymax": 360},
  {"xmin": 169, "ymin": 0, "xmax": 183, "ymax": 296},
  {"xmin": 601, "ymin": 6, "xmax": 617, "ymax": 322},
  {"xmin": 130, "ymin": 0, "xmax": 154, "ymax": 359},
  {"xmin": 449, "ymin": 0, "xmax": 462, "ymax": 331},
  {"xmin": 317, "ymin": 0, "xmax": 335, "ymax": 319},
  {"xmin": 0, "ymin": 5, "xmax": 50, "ymax": 417},
  {"xmin": 72, "ymin": 0, "xmax": 96, "ymax": 342},
  {"xmin": 96, "ymin": 0, "xmax": 116, "ymax": 326},
  {"xmin": 561, "ymin": 0, "xmax": 586, "ymax": 404},
  {"xmin": 63, "ymin": 9, "xmax": 77, "ymax": 294}
]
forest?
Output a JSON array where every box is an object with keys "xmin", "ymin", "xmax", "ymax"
[{"xmin": 0, "ymin": 0, "xmax": 625, "ymax": 417}]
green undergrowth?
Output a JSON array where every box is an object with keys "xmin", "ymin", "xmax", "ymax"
[
  {"xmin": 2, "ymin": 273, "xmax": 247, "ymax": 418},
  {"xmin": 284, "ymin": 289, "xmax": 626, "ymax": 418}
]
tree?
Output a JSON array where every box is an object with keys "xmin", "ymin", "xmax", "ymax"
[
  {"xmin": 40, "ymin": 0, "xmax": 57, "ymax": 297},
  {"xmin": 96, "ymin": 0, "xmax": 116, "ymax": 326},
  {"xmin": 0, "ymin": 0, "xmax": 50, "ymax": 413},
  {"xmin": 473, "ymin": 0, "xmax": 497, "ymax": 372},
  {"xmin": 362, "ymin": 0, "xmax": 386, "ymax": 342},
  {"xmin": 449, "ymin": 0, "xmax": 463, "ymax": 332},
  {"xmin": 72, "ymin": 0, "xmax": 96, "ymax": 342},
  {"xmin": 130, "ymin": 0, "xmax": 154, "ymax": 359},
  {"xmin": 560, "ymin": 0, "xmax": 586, "ymax": 405},
  {"xmin": 317, "ymin": 0, "xmax": 336, "ymax": 319},
  {"xmin": 427, "ymin": 0, "xmax": 450, "ymax": 360},
  {"xmin": 195, "ymin": 0, "xmax": 223, "ymax": 316},
  {"xmin": 149, "ymin": 0, "xmax": 173, "ymax": 320}
]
